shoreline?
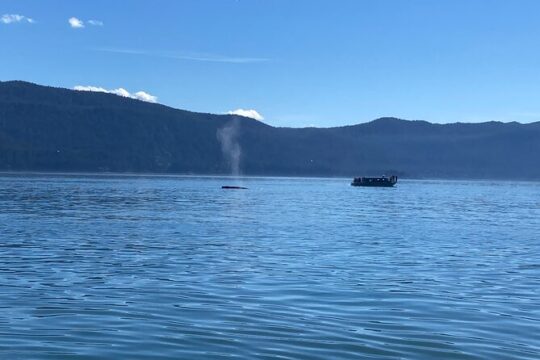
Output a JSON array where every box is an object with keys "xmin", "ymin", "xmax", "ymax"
[{"xmin": 0, "ymin": 170, "xmax": 539, "ymax": 183}]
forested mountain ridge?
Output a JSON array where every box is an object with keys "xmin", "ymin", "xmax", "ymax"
[{"xmin": 1, "ymin": 80, "xmax": 539, "ymax": 179}]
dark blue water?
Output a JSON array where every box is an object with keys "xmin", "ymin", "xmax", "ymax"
[{"xmin": 0, "ymin": 174, "xmax": 539, "ymax": 359}]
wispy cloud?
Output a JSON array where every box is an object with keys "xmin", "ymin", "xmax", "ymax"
[
  {"xmin": 74, "ymin": 85, "xmax": 157, "ymax": 103},
  {"xmin": 93, "ymin": 47, "xmax": 270, "ymax": 64},
  {"xmin": 68, "ymin": 17, "xmax": 84, "ymax": 28},
  {"xmin": 228, "ymin": 109, "xmax": 264, "ymax": 121},
  {"xmin": 88, "ymin": 19, "xmax": 104, "ymax": 26},
  {"xmin": 1, "ymin": 14, "xmax": 34, "ymax": 24},
  {"xmin": 69, "ymin": 17, "xmax": 103, "ymax": 28}
]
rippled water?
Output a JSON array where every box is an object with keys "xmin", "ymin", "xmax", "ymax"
[{"xmin": 0, "ymin": 174, "xmax": 539, "ymax": 359}]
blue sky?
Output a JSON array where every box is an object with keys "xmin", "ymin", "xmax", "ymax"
[{"xmin": 2, "ymin": 0, "xmax": 540, "ymax": 127}]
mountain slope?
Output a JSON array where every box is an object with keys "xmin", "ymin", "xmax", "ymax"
[{"xmin": 1, "ymin": 81, "xmax": 539, "ymax": 179}]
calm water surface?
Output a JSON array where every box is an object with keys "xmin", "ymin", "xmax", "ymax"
[{"xmin": 0, "ymin": 174, "xmax": 539, "ymax": 359}]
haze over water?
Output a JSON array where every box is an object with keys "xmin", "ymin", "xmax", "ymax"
[{"xmin": 0, "ymin": 174, "xmax": 538, "ymax": 359}]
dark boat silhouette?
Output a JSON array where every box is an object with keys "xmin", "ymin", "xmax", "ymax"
[
  {"xmin": 222, "ymin": 185, "xmax": 248, "ymax": 190},
  {"xmin": 351, "ymin": 175, "xmax": 397, "ymax": 187}
]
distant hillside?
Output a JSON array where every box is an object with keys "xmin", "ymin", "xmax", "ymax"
[{"xmin": 1, "ymin": 80, "xmax": 539, "ymax": 179}]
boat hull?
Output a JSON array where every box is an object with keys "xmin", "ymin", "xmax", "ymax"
[{"xmin": 351, "ymin": 182, "xmax": 396, "ymax": 187}]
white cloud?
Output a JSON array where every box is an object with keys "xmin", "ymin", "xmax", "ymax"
[
  {"xmin": 73, "ymin": 85, "xmax": 107, "ymax": 93},
  {"xmin": 1, "ymin": 14, "xmax": 34, "ymax": 24},
  {"xmin": 227, "ymin": 109, "xmax": 264, "ymax": 121},
  {"xmin": 88, "ymin": 20, "xmax": 103, "ymax": 26},
  {"xmin": 133, "ymin": 91, "xmax": 157, "ymax": 103},
  {"xmin": 68, "ymin": 17, "xmax": 84, "ymax": 28},
  {"xmin": 110, "ymin": 88, "xmax": 131, "ymax": 97},
  {"xmin": 74, "ymin": 85, "xmax": 158, "ymax": 103}
]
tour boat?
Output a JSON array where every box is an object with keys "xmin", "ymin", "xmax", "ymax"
[{"xmin": 351, "ymin": 175, "xmax": 397, "ymax": 187}]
